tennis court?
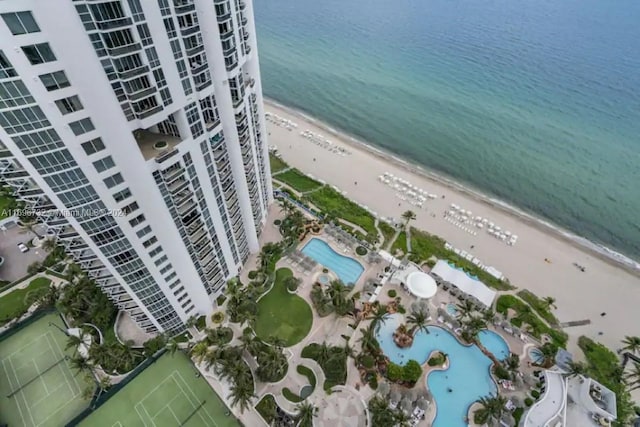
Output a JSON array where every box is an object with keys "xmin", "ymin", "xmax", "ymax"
[
  {"xmin": 0, "ymin": 312, "xmax": 92, "ymax": 427},
  {"xmin": 79, "ymin": 351, "xmax": 241, "ymax": 427}
]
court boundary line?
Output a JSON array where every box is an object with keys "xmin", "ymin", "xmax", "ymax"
[
  {"xmin": 173, "ymin": 370, "xmax": 219, "ymax": 427},
  {"xmin": 34, "ymin": 332, "xmax": 84, "ymax": 427},
  {"xmin": 1, "ymin": 358, "xmax": 28, "ymax": 427},
  {"xmin": 5, "ymin": 356, "xmax": 37, "ymax": 427}
]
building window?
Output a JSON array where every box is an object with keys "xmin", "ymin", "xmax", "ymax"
[
  {"xmin": 39, "ymin": 71, "xmax": 70, "ymax": 91},
  {"xmin": 69, "ymin": 118, "xmax": 95, "ymax": 136},
  {"xmin": 22, "ymin": 43, "xmax": 56, "ymax": 65},
  {"xmin": 55, "ymin": 95, "xmax": 83, "ymax": 115},
  {"xmin": 0, "ymin": 106, "xmax": 50, "ymax": 134},
  {"xmin": 0, "ymin": 81, "xmax": 35, "ymax": 108},
  {"xmin": 2, "ymin": 12, "xmax": 40, "ymax": 35},
  {"xmin": 81, "ymin": 137, "xmax": 105, "ymax": 155},
  {"xmin": 104, "ymin": 172, "xmax": 124, "ymax": 188},
  {"xmin": 0, "ymin": 51, "xmax": 17, "ymax": 78},
  {"xmin": 136, "ymin": 225, "xmax": 152, "ymax": 238},
  {"xmin": 113, "ymin": 188, "xmax": 132, "ymax": 203},
  {"xmin": 129, "ymin": 213, "xmax": 145, "ymax": 227},
  {"xmin": 92, "ymin": 156, "xmax": 115, "ymax": 173}
]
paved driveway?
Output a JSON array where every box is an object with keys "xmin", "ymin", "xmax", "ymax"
[{"xmin": 0, "ymin": 223, "xmax": 47, "ymax": 282}]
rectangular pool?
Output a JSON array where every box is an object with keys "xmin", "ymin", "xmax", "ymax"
[{"xmin": 301, "ymin": 238, "xmax": 364, "ymax": 285}]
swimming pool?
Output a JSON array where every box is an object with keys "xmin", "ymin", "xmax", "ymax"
[
  {"xmin": 446, "ymin": 303, "xmax": 458, "ymax": 317},
  {"xmin": 317, "ymin": 274, "xmax": 330, "ymax": 285},
  {"xmin": 376, "ymin": 314, "xmax": 510, "ymax": 427},
  {"xmin": 301, "ymin": 238, "xmax": 364, "ymax": 285}
]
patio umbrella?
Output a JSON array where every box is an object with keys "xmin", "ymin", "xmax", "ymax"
[
  {"xmin": 377, "ymin": 381, "xmax": 390, "ymax": 397},
  {"xmin": 416, "ymin": 397, "xmax": 429, "ymax": 410},
  {"xmin": 400, "ymin": 397, "xmax": 413, "ymax": 414}
]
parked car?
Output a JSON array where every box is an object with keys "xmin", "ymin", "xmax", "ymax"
[{"xmin": 17, "ymin": 243, "xmax": 29, "ymax": 253}]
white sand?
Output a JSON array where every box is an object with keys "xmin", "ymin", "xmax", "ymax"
[{"xmin": 265, "ymin": 99, "xmax": 640, "ymax": 355}]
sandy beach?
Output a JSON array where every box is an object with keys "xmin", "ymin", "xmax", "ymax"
[{"xmin": 264, "ymin": 99, "xmax": 640, "ymax": 355}]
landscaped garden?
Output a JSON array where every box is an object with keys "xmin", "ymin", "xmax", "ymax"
[
  {"xmin": 305, "ymin": 186, "xmax": 377, "ymax": 236},
  {"xmin": 301, "ymin": 342, "xmax": 349, "ymax": 391},
  {"xmin": 269, "ymin": 153, "xmax": 289, "ymax": 174},
  {"xmin": 0, "ymin": 277, "xmax": 52, "ymax": 325},
  {"xmin": 496, "ymin": 294, "xmax": 567, "ymax": 347},
  {"xmin": 275, "ymin": 168, "xmax": 323, "ymax": 193},
  {"xmin": 254, "ymin": 268, "xmax": 313, "ymax": 346}
]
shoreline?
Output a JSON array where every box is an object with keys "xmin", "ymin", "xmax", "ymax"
[{"xmin": 265, "ymin": 97, "xmax": 640, "ymax": 277}]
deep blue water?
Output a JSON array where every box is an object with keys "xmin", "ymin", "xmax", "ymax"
[{"xmin": 254, "ymin": 0, "xmax": 640, "ymax": 262}]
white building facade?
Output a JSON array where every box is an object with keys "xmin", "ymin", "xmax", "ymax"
[{"xmin": 0, "ymin": 0, "xmax": 272, "ymax": 334}]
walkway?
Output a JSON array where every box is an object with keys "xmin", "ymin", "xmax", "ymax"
[
  {"xmin": 0, "ymin": 271, "xmax": 66, "ymax": 298},
  {"xmin": 524, "ymin": 370, "xmax": 566, "ymax": 427}
]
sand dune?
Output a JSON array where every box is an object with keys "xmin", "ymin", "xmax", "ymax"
[{"xmin": 265, "ymin": 99, "xmax": 640, "ymax": 356}]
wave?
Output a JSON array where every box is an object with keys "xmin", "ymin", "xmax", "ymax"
[{"xmin": 265, "ymin": 97, "xmax": 640, "ymax": 274}]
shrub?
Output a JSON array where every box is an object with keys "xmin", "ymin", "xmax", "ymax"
[
  {"xmin": 211, "ymin": 312, "xmax": 224, "ymax": 323},
  {"xmin": 248, "ymin": 270, "xmax": 258, "ymax": 280},
  {"xmin": 362, "ymin": 355, "xmax": 375, "ymax": 369},
  {"xmin": 322, "ymin": 268, "xmax": 329, "ymax": 273},
  {"xmin": 355, "ymin": 246, "xmax": 368, "ymax": 256},
  {"xmin": 387, "ymin": 289, "xmax": 397, "ymax": 298},
  {"xmin": 387, "ymin": 363, "xmax": 403, "ymax": 382},
  {"xmin": 531, "ymin": 390, "xmax": 540, "ymax": 399},
  {"xmin": 524, "ymin": 398, "xmax": 533, "ymax": 407},
  {"xmin": 402, "ymin": 360, "xmax": 422, "ymax": 384},
  {"xmin": 397, "ymin": 305, "xmax": 406, "ymax": 314},
  {"xmin": 216, "ymin": 295, "xmax": 226, "ymax": 306},
  {"xmin": 494, "ymin": 364, "xmax": 511, "ymax": 380},
  {"xmin": 206, "ymin": 326, "xmax": 233, "ymax": 346},
  {"xmin": 369, "ymin": 376, "xmax": 378, "ymax": 390},
  {"xmin": 427, "ymin": 352, "xmax": 446, "ymax": 366},
  {"xmin": 274, "ymin": 219, "xmax": 281, "ymax": 226}
]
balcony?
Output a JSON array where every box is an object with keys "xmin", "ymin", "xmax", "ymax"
[
  {"xmin": 118, "ymin": 65, "xmax": 149, "ymax": 80},
  {"xmin": 185, "ymin": 44, "xmax": 204, "ymax": 57},
  {"xmin": 173, "ymin": 0, "xmax": 195, "ymax": 14},
  {"xmin": 179, "ymin": 24, "xmax": 200, "ymax": 37},
  {"xmin": 135, "ymin": 104, "xmax": 163, "ymax": 120},
  {"xmin": 0, "ymin": 148, "xmax": 11, "ymax": 158},
  {"xmin": 178, "ymin": 199, "xmax": 197, "ymax": 216},
  {"xmin": 96, "ymin": 17, "xmax": 133, "ymax": 31},
  {"xmin": 168, "ymin": 177, "xmax": 189, "ymax": 194},
  {"xmin": 216, "ymin": 11, "xmax": 231, "ymax": 22},
  {"xmin": 106, "ymin": 42, "xmax": 142, "ymax": 57},
  {"xmin": 134, "ymin": 129, "xmax": 182, "ymax": 161},
  {"xmin": 127, "ymin": 86, "xmax": 157, "ymax": 102}
]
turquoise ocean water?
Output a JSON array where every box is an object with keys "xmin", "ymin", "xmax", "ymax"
[{"xmin": 254, "ymin": 0, "xmax": 640, "ymax": 264}]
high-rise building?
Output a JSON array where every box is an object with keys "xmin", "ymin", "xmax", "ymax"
[{"xmin": 0, "ymin": 0, "xmax": 272, "ymax": 335}]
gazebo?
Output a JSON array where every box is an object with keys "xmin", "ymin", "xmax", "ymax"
[{"xmin": 405, "ymin": 271, "xmax": 437, "ymax": 300}]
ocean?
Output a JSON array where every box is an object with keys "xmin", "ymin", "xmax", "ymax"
[{"xmin": 253, "ymin": 0, "xmax": 640, "ymax": 265}]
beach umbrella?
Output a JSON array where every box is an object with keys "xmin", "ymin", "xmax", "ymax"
[{"xmin": 505, "ymin": 231, "xmax": 512, "ymax": 236}]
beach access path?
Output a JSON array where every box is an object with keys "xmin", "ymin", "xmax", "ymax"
[{"xmin": 265, "ymin": 99, "xmax": 640, "ymax": 356}]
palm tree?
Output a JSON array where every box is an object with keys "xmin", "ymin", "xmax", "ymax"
[
  {"xmin": 456, "ymin": 300, "xmax": 476, "ymax": 319},
  {"xmin": 537, "ymin": 343, "xmax": 558, "ymax": 368},
  {"xmin": 503, "ymin": 353, "xmax": 520, "ymax": 379},
  {"xmin": 66, "ymin": 333, "xmax": 86, "ymax": 355},
  {"xmin": 624, "ymin": 362, "xmax": 640, "ymax": 391},
  {"xmin": 228, "ymin": 377, "xmax": 255, "ymax": 413},
  {"xmin": 316, "ymin": 342, "xmax": 332, "ymax": 366},
  {"xmin": 474, "ymin": 394, "xmax": 508, "ymax": 426},
  {"xmin": 542, "ymin": 296, "xmax": 557, "ymax": 310},
  {"xmin": 620, "ymin": 336, "xmax": 640, "ymax": 355},
  {"xmin": 190, "ymin": 341, "xmax": 209, "ymax": 363},
  {"xmin": 358, "ymin": 326, "xmax": 379, "ymax": 354},
  {"xmin": 407, "ymin": 306, "xmax": 430, "ymax": 337},
  {"xmin": 296, "ymin": 402, "xmax": 318, "ymax": 427},
  {"xmin": 514, "ymin": 305, "xmax": 533, "ymax": 325},
  {"xmin": 279, "ymin": 199, "xmax": 294, "ymax": 216},
  {"xmin": 563, "ymin": 361, "xmax": 587, "ymax": 379},
  {"xmin": 41, "ymin": 238, "xmax": 57, "ymax": 252},
  {"xmin": 401, "ymin": 210, "xmax": 416, "ymax": 226},
  {"xmin": 166, "ymin": 339, "xmax": 179, "ymax": 356},
  {"xmin": 69, "ymin": 356, "xmax": 92, "ymax": 376},
  {"xmin": 367, "ymin": 303, "xmax": 389, "ymax": 333},
  {"xmin": 185, "ymin": 315, "xmax": 198, "ymax": 329}
]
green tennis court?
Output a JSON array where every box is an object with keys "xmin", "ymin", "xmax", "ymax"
[
  {"xmin": 79, "ymin": 351, "xmax": 241, "ymax": 427},
  {"xmin": 0, "ymin": 312, "xmax": 92, "ymax": 427}
]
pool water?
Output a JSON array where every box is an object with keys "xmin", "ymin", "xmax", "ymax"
[
  {"xmin": 376, "ymin": 314, "xmax": 510, "ymax": 427},
  {"xmin": 318, "ymin": 274, "xmax": 330, "ymax": 285},
  {"xmin": 301, "ymin": 238, "xmax": 364, "ymax": 285},
  {"xmin": 446, "ymin": 303, "xmax": 458, "ymax": 317}
]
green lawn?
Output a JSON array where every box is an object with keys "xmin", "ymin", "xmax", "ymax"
[
  {"xmin": 255, "ymin": 268, "xmax": 313, "ymax": 347},
  {"xmin": 306, "ymin": 186, "xmax": 377, "ymax": 235},
  {"xmin": 408, "ymin": 227, "xmax": 514, "ymax": 291},
  {"xmin": 391, "ymin": 231, "xmax": 407, "ymax": 254},
  {"xmin": 255, "ymin": 394, "xmax": 278, "ymax": 425},
  {"xmin": 0, "ymin": 312, "xmax": 93, "ymax": 427},
  {"xmin": 578, "ymin": 337, "xmax": 635, "ymax": 426},
  {"xmin": 378, "ymin": 221, "xmax": 396, "ymax": 247},
  {"xmin": 516, "ymin": 290, "xmax": 559, "ymax": 326},
  {"xmin": 275, "ymin": 168, "xmax": 323, "ymax": 193},
  {"xmin": 496, "ymin": 294, "xmax": 567, "ymax": 347},
  {"xmin": 0, "ymin": 277, "xmax": 52, "ymax": 325},
  {"xmin": 269, "ymin": 153, "xmax": 289, "ymax": 174},
  {"xmin": 79, "ymin": 352, "xmax": 240, "ymax": 427},
  {"xmin": 0, "ymin": 194, "xmax": 14, "ymax": 219}
]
